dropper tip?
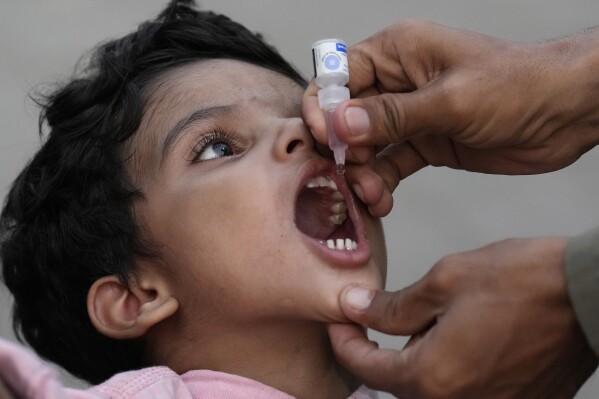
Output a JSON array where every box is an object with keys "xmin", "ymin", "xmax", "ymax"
[{"xmin": 336, "ymin": 164, "xmax": 346, "ymax": 175}]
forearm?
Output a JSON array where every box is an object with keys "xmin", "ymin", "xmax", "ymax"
[
  {"xmin": 565, "ymin": 227, "xmax": 599, "ymax": 356},
  {"xmin": 549, "ymin": 27, "xmax": 599, "ymax": 151}
]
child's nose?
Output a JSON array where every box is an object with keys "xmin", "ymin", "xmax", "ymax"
[{"xmin": 273, "ymin": 118, "xmax": 315, "ymax": 161}]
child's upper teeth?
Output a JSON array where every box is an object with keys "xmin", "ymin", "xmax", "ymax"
[
  {"xmin": 306, "ymin": 177, "xmax": 347, "ymax": 224},
  {"xmin": 306, "ymin": 176, "xmax": 344, "ymax": 201},
  {"xmin": 331, "ymin": 202, "xmax": 346, "ymax": 214},
  {"xmin": 306, "ymin": 176, "xmax": 338, "ymax": 190},
  {"xmin": 331, "ymin": 191, "xmax": 343, "ymax": 201},
  {"xmin": 305, "ymin": 175, "xmax": 356, "ymax": 251},
  {"xmin": 329, "ymin": 213, "xmax": 347, "ymax": 225}
]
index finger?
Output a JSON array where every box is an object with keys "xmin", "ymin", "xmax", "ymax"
[
  {"xmin": 327, "ymin": 323, "xmax": 409, "ymax": 395},
  {"xmin": 301, "ymin": 78, "xmax": 327, "ymax": 143}
]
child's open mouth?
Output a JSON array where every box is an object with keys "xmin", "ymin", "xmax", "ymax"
[
  {"xmin": 293, "ymin": 160, "xmax": 370, "ymax": 266},
  {"xmin": 295, "ymin": 176, "xmax": 358, "ymax": 251}
]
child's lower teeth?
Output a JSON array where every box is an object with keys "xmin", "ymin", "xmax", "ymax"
[{"xmin": 323, "ymin": 238, "xmax": 357, "ymax": 251}]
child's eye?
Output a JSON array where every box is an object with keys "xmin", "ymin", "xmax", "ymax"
[
  {"xmin": 197, "ymin": 141, "xmax": 234, "ymax": 161},
  {"xmin": 191, "ymin": 129, "xmax": 239, "ymax": 162}
]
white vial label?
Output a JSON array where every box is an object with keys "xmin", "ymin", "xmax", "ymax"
[{"xmin": 312, "ymin": 39, "xmax": 349, "ymax": 87}]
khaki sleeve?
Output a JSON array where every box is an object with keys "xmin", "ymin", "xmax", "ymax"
[{"xmin": 565, "ymin": 227, "xmax": 599, "ymax": 356}]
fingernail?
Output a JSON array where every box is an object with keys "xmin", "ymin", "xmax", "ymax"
[
  {"xmin": 345, "ymin": 286, "xmax": 374, "ymax": 310},
  {"xmin": 352, "ymin": 184, "xmax": 365, "ymax": 203},
  {"xmin": 345, "ymin": 107, "xmax": 370, "ymax": 137}
]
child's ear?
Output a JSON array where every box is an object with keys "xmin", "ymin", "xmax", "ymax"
[{"xmin": 87, "ymin": 272, "xmax": 179, "ymax": 339}]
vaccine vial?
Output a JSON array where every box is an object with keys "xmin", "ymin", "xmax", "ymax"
[
  {"xmin": 312, "ymin": 39, "xmax": 349, "ymax": 88},
  {"xmin": 312, "ymin": 39, "xmax": 350, "ymax": 174}
]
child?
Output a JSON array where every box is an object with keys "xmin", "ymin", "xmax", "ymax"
[{"xmin": 0, "ymin": 1, "xmax": 386, "ymax": 398}]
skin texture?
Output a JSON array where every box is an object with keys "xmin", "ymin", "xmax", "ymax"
[
  {"xmin": 117, "ymin": 60, "xmax": 387, "ymax": 399},
  {"xmin": 301, "ymin": 20, "xmax": 599, "ymax": 398}
]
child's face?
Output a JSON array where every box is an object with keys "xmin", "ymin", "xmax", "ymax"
[{"xmin": 129, "ymin": 59, "xmax": 386, "ymax": 324}]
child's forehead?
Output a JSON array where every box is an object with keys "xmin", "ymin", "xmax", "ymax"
[
  {"xmin": 139, "ymin": 59, "xmax": 303, "ymax": 132},
  {"xmin": 146, "ymin": 59, "xmax": 302, "ymax": 109}
]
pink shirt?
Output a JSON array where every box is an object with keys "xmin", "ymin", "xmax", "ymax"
[{"xmin": 0, "ymin": 338, "xmax": 377, "ymax": 399}]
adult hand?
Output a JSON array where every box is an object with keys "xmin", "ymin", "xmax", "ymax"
[
  {"xmin": 328, "ymin": 237, "xmax": 599, "ymax": 398},
  {"xmin": 302, "ymin": 21, "xmax": 599, "ymax": 213}
]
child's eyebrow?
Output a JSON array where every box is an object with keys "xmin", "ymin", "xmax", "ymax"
[{"xmin": 160, "ymin": 104, "xmax": 239, "ymax": 163}]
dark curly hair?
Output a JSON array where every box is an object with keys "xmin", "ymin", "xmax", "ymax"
[{"xmin": 0, "ymin": 0, "xmax": 305, "ymax": 385}]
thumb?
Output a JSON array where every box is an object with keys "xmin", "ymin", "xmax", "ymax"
[
  {"xmin": 339, "ymin": 284, "xmax": 440, "ymax": 336},
  {"xmin": 332, "ymin": 85, "xmax": 449, "ymax": 146}
]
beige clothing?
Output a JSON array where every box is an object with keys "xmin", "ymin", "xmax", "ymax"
[{"xmin": 565, "ymin": 227, "xmax": 599, "ymax": 355}]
